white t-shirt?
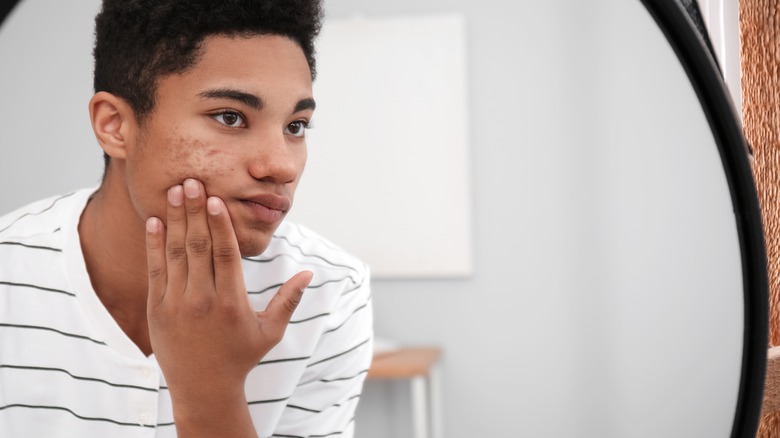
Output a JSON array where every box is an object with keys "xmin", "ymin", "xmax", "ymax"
[{"xmin": 0, "ymin": 188, "xmax": 373, "ymax": 438}]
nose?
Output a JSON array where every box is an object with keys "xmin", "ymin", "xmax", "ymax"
[{"xmin": 247, "ymin": 129, "xmax": 304, "ymax": 184}]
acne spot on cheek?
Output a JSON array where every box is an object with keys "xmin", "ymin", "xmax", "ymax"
[{"xmin": 165, "ymin": 136, "xmax": 234, "ymax": 182}]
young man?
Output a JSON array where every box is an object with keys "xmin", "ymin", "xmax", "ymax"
[{"xmin": 0, "ymin": 1, "xmax": 373, "ymax": 437}]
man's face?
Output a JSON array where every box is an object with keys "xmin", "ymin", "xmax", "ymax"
[{"xmin": 123, "ymin": 35, "xmax": 314, "ymax": 256}]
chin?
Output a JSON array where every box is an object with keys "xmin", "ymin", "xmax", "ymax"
[{"xmin": 237, "ymin": 234, "xmax": 273, "ymax": 257}]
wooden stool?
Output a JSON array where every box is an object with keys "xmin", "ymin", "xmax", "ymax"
[{"xmin": 368, "ymin": 347, "xmax": 444, "ymax": 438}]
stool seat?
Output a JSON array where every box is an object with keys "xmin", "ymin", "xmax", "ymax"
[{"xmin": 368, "ymin": 347, "xmax": 442, "ymax": 379}]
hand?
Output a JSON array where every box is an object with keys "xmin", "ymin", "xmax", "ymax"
[{"xmin": 144, "ymin": 178, "xmax": 312, "ymax": 436}]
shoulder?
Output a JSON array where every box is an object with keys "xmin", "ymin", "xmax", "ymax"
[
  {"xmin": 0, "ymin": 190, "xmax": 93, "ymax": 305},
  {"xmin": 0, "ymin": 190, "xmax": 88, "ymax": 247},
  {"xmin": 247, "ymin": 220, "xmax": 369, "ymax": 280},
  {"xmin": 241, "ymin": 220, "xmax": 371, "ymax": 324}
]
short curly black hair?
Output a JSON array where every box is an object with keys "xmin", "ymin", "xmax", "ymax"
[{"xmin": 93, "ymin": 0, "xmax": 323, "ymax": 124}]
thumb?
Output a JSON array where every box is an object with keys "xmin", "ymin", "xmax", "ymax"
[{"xmin": 262, "ymin": 270, "xmax": 313, "ymax": 326}]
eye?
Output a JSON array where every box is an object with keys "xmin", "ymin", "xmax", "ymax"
[
  {"xmin": 285, "ymin": 120, "xmax": 310, "ymax": 138},
  {"xmin": 211, "ymin": 110, "xmax": 246, "ymax": 128}
]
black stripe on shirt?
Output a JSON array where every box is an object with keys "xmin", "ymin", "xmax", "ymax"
[
  {"xmin": 0, "ymin": 281, "xmax": 75, "ymax": 297},
  {"xmin": 0, "ymin": 241, "xmax": 62, "ymax": 252},
  {"xmin": 272, "ymin": 432, "xmax": 344, "ymax": 438},
  {"xmin": 0, "ymin": 364, "xmax": 157, "ymax": 392},
  {"xmin": 270, "ymin": 417, "xmax": 355, "ymax": 438},
  {"xmin": 286, "ymin": 404, "xmax": 321, "ymax": 413},
  {"xmin": 242, "ymin": 254, "xmax": 285, "ymax": 263},
  {"xmin": 0, "ymin": 404, "xmax": 155, "ymax": 428},
  {"xmin": 336, "ymin": 395, "xmax": 361, "ymax": 406},
  {"xmin": 270, "ymin": 417, "xmax": 354, "ymax": 438},
  {"xmin": 247, "ymin": 396, "xmax": 290, "ymax": 405},
  {"xmin": 289, "ymin": 312, "xmax": 330, "ymax": 324},
  {"xmin": 319, "ymin": 370, "xmax": 369, "ymax": 383},
  {"xmin": 257, "ymin": 355, "xmax": 312, "ymax": 366},
  {"xmin": 309, "ymin": 431, "xmax": 346, "ymax": 437},
  {"xmin": 242, "ymin": 253, "xmax": 357, "ymax": 277},
  {"xmin": 248, "ymin": 275, "xmax": 357, "ymax": 295},
  {"xmin": 269, "ymin": 235, "xmax": 360, "ymax": 274},
  {"xmin": 308, "ymin": 277, "xmax": 360, "ymax": 290},
  {"xmin": 307, "ymin": 338, "xmax": 371, "ymax": 368},
  {"xmin": 287, "ymin": 395, "xmax": 361, "ymax": 414},
  {"xmin": 0, "ymin": 323, "xmax": 105, "ymax": 345},
  {"xmin": 248, "ymin": 282, "xmax": 283, "ymax": 295},
  {"xmin": 322, "ymin": 299, "xmax": 371, "ymax": 335}
]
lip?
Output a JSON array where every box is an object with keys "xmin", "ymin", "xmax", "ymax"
[{"xmin": 237, "ymin": 193, "xmax": 291, "ymax": 224}]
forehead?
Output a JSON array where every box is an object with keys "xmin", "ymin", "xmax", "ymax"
[
  {"xmin": 156, "ymin": 34, "xmax": 313, "ymax": 106},
  {"xmin": 196, "ymin": 34, "xmax": 311, "ymax": 79}
]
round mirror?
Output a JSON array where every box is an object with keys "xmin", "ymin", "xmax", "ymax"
[{"xmin": 0, "ymin": 1, "xmax": 766, "ymax": 437}]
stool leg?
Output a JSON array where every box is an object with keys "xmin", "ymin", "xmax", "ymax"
[
  {"xmin": 429, "ymin": 364, "xmax": 444, "ymax": 438},
  {"xmin": 411, "ymin": 376, "xmax": 429, "ymax": 438}
]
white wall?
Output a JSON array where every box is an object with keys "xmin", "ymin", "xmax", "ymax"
[
  {"xmin": 321, "ymin": 1, "xmax": 742, "ymax": 437},
  {"xmin": 288, "ymin": 15, "xmax": 473, "ymax": 278},
  {"xmin": 0, "ymin": 0, "xmax": 103, "ymax": 210},
  {"xmin": 0, "ymin": 1, "xmax": 744, "ymax": 437}
]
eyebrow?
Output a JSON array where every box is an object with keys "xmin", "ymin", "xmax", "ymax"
[
  {"xmin": 198, "ymin": 88, "xmax": 316, "ymax": 113},
  {"xmin": 199, "ymin": 88, "xmax": 263, "ymax": 110},
  {"xmin": 294, "ymin": 98, "xmax": 316, "ymax": 113}
]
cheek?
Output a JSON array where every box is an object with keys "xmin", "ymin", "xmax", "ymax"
[
  {"xmin": 128, "ymin": 134, "xmax": 240, "ymax": 221},
  {"xmin": 164, "ymin": 136, "xmax": 236, "ymax": 182}
]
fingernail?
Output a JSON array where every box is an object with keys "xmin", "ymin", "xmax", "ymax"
[
  {"xmin": 302, "ymin": 270, "xmax": 314, "ymax": 286},
  {"xmin": 207, "ymin": 197, "xmax": 222, "ymax": 215},
  {"xmin": 146, "ymin": 217, "xmax": 160, "ymax": 233},
  {"xmin": 168, "ymin": 185, "xmax": 184, "ymax": 206},
  {"xmin": 184, "ymin": 179, "xmax": 199, "ymax": 199}
]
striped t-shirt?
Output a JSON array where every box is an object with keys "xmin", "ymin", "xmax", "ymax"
[{"xmin": 0, "ymin": 188, "xmax": 373, "ymax": 438}]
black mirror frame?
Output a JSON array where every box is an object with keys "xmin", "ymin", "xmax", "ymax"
[
  {"xmin": 0, "ymin": 2, "xmax": 18, "ymax": 29},
  {"xmin": 641, "ymin": 1, "xmax": 768, "ymax": 437},
  {"xmin": 0, "ymin": 0, "xmax": 768, "ymax": 436}
]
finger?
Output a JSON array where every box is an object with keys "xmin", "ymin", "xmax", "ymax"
[
  {"xmin": 166, "ymin": 184, "xmax": 188, "ymax": 294},
  {"xmin": 182, "ymin": 178, "xmax": 215, "ymax": 291},
  {"xmin": 206, "ymin": 196, "xmax": 246, "ymax": 298},
  {"xmin": 145, "ymin": 217, "xmax": 167, "ymax": 307},
  {"xmin": 260, "ymin": 271, "xmax": 313, "ymax": 328}
]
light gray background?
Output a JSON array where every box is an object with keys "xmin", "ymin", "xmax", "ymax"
[
  {"xmin": 288, "ymin": 15, "xmax": 473, "ymax": 278},
  {"xmin": 0, "ymin": 1, "xmax": 744, "ymax": 437}
]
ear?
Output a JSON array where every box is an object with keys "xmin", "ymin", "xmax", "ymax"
[{"xmin": 89, "ymin": 91, "xmax": 138, "ymax": 160}]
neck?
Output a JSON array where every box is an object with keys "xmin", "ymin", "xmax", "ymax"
[{"xmin": 79, "ymin": 165, "xmax": 152, "ymax": 354}]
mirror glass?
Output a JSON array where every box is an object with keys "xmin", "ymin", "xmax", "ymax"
[{"xmin": 0, "ymin": 0, "xmax": 745, "ymax": 437}]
